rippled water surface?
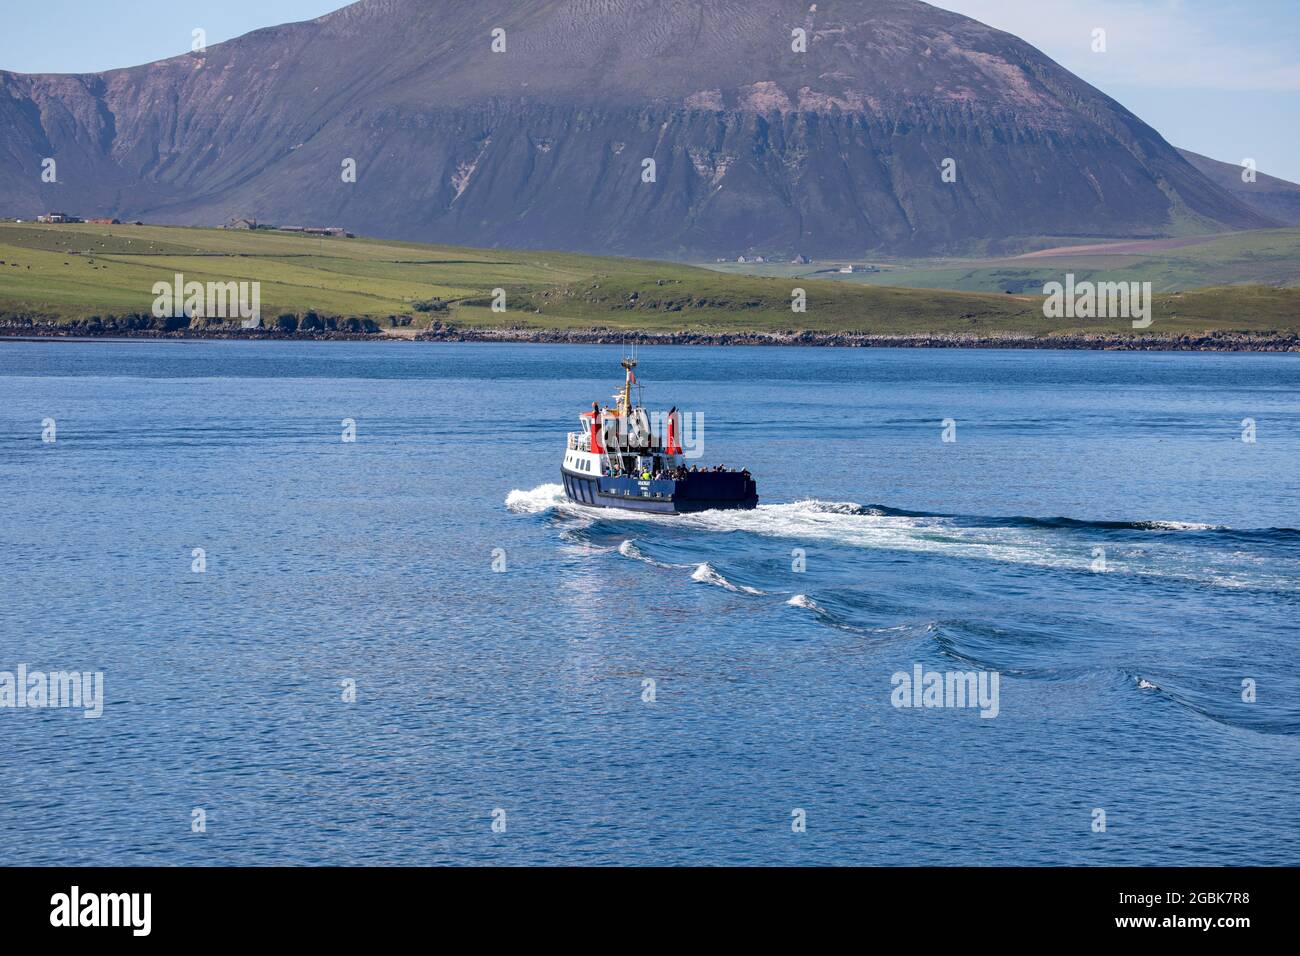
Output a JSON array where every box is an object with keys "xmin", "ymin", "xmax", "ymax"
[{"xmin": 1, "ymin": 340, "xmax": 1297, "ymax": 864}]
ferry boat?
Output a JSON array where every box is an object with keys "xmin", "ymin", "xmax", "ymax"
[{"xmin": 561, "ymin": 358, "xmax": 758, "ymax": 514}]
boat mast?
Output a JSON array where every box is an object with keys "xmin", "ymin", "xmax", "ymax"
[{"xmin": 619, "ymin": 356, "xmax": 638, "ymax": 415}]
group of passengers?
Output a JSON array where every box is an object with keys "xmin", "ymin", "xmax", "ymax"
[{"xmin": 607, "ymin": 462, "xmax": 751, "ymax": 481}]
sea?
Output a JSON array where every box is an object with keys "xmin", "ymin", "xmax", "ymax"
[{"xmin": 1, "ymin": 339, "xmax": 1296, "ymax": 865}]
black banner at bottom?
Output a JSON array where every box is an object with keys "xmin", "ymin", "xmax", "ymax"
[{"xmin": 0, "ymin": 866, "xmax": 1278, "ymax": 941}]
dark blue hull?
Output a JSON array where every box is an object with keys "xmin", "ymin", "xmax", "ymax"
[{"xmin": 561, "ymin": 469, "xmax": 757, "ymax": 514}]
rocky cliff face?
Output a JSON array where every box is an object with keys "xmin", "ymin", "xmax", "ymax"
[{"xmin": 0, "ymin": 0, "xmax": 1276, "ymax": 257}]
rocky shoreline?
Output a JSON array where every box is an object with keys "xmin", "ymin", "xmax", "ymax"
[
  {"xmin": 3, "ymin": 320, "xmax": 1298, "ymax": 351},
  {"xmin": 415, "ymin": 326, "xmax": 1300, "ymax": 352},
  {"xmin": 0, "ymin": 318, "xmax": 381, "ymax": 342}
]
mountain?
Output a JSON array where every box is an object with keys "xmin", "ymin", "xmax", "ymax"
[
  {"xmin": 1177, "ymin": 149, "xmax": 1300, "ymax": 227},
  {"xmin": 0, "ymin": 0, "xmax": 1278, "ymax": 258}
]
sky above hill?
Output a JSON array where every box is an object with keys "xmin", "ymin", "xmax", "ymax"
[
  {"xmin": 2, "ymin": 0, "xmax": 1296, "ymax": 181},
  {"xmin": 937, "ymin": 0, "xmax": 1299, "ymax": 182}
]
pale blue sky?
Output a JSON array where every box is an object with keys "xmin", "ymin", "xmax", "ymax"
[{"xmin": 2, "ymin": 0, "xmax": 1296, "ymax": 181}]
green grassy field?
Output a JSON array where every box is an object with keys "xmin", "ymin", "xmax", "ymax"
[
  {"xmin": 705, "ymin": 229, "xmax": 1300, "ymax": 295},
  {"xmin": 2, "ymin": 222, "xmax": 1298, "ymax": 337}
]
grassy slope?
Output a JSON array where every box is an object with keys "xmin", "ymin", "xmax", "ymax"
[
  {"xmin": 705, "ymin": 229, "xmax": 1300, "ymax": 294},
  {"xmin": 1, "ymin": 222, "xmax": 1298, "ymax": 336}
]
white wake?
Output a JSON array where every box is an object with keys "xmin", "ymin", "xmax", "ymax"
[
  {"xmin": 691, "ymin": 562, "xmax": 764, "ymax": 594},
  {"xmin": 505, "ymin": 483, "xmax": 566, "ymax": 514}
]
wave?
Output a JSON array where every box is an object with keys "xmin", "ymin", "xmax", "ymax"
[
  {"xmin": 786, "ymin": 593, "xmax": 824, "ymax": 612},
  {"xmin": 785, "ymin": 592, "xmax": 860, "ymax": 632},
  {"xmin": 782, "ymin": 498, "xmax": 1300, "ymax": 538},
  {"xmin": 507, "ymin": 486, "xmax": 1296, "ymax": 591},
  {"xmin": 616, "ymin": 539, "xmax": 680, "ymax": 569},
  {"xmin": 786, "ymin": 593, "xmax": 927, "ymax": 638},
  {"xmin": 671, "ymin": 502, "xmax": 1087, "ymax": 573},
  {"xmin": 508, "ymin": 485, "xmax": 1293, "ymax": 538},
  {"xmin": 783, "ymin": 499, "xmax": 900, "ymax": 517},
  {"xmin": 690, "ymin": 562, "xmax": 764, "ymax": 594},
  {"xmin": 506, "ymin": 485, "xmax": 1292, "ymax": 538},
  {"xmin": 505, "ymin": 483, "xmax": 566, "ymax": 514},
  {"xmin": 995, "ymin": 515, "xmax": 1225, "ymax": 533},
  {"xmin": 1122, "ymin": 671, "xmax": 1298, "ymax": 737}
]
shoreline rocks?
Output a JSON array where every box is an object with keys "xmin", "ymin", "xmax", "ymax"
[
  {"xmin": 2, "ymin": 320, "xmax": 1297, "ymax": 352},
  {"xmin": 416, "ymin": 325, "xmax": 1300, "ymax": 351}
]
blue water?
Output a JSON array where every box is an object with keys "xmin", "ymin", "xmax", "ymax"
[{"xmin": 1, "ymin": 340, "xmax": 1297, "ymax": 865}]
